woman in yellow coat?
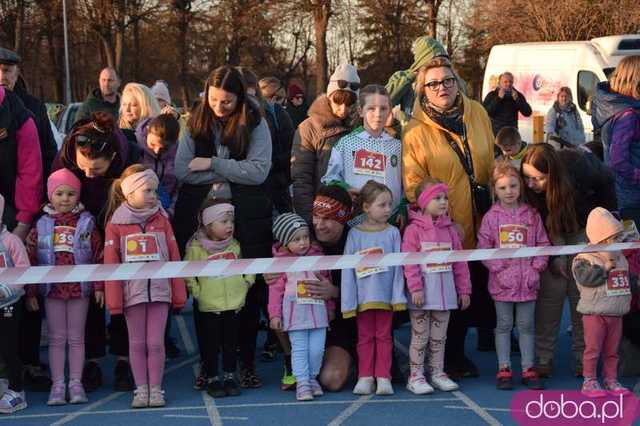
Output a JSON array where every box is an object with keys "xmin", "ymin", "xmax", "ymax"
[{"xmin": 402, "ymin": 57, "xmax": 495, "ymax": 380}]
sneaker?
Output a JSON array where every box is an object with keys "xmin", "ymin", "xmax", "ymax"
[
  {"xmin": 581, "ymin": 378, "xmax": 608, "ymax": 398},
  {"xmin": 0, "ymin": 390, "xmax": 27, "ymax": 414},
  {"xmin": 309, "ymin": 378, "xmax": 323, "ymax": 397},
  {"xmin": 296, "ymin": 380, "xmax": 313, "ymax": 401},
  {"xmin": 281, "ymin": 364, "xmax": 296, "ymax": 391},
  {"xmin": 603, "ymin": 379, "xmax": 631, "ymax": 396},
  {"xmin": 24, "ymin": 364, "xmax": 52, "ymax": 392},
  {"xmin": 353, "ymin": 376, "xmax": 375, "ymax": 395},
  {"xmin": 114, "ymin": 360, "xmax": 134, "ymax": 392},
  {"xmin": 0, "ymin": 379, "xmax": 8, "ymax": 396},
  {"xmin": 193, "ymin": 364, "xmax": 208, "ymax": 391},
  {"xmin": 239, "ymin": 367, "xmax": 262, "ymax": 389},
  {"xmin": 375, "ymin": 377, "xmax": 394, "ymax": 395},
  {"xmin": 431, "ymin": 373, "xmax": 459, "ymax": 392},
  {"xmin": 521, "ymin": 368, "xmax": 545, "ymax": 390},
  {"xmin": 206, "ymin": 377, "xmax": 226, "ymax": 398},
  {"xmin": 223, "ymin": 374, "xmax": 240, "ymax": 397},
  {"xmin": 68, "ymin": 380, "xmax": 88, "ymax": 404},
  {"xmin": 81, "ymin": 361, "xmax": 102, "ymax": 393},
  {"xmin": 47, "ymin": 381, "xmax": 67, "ymax": 406},
  {"xmin": 131, "ymin": 385, "xmax": 149, "ymax": 408},
  {"xmin": 149, "ymin": 385, "xmax": 166, "ymax": 407},
  {"xmin": 165, "ymin": 338, "xmax": 181, "ymax": 360},
  {"xmin": 496, "ymin": 368, "xmax": 513, "ymax": 391},
  {"xmin": 407, "ymin": 375, "xmax": 434, "ymax": 395}
]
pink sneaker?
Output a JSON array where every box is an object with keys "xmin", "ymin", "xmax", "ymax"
[
  {"xmin": 68, "ymin": 380, "xmax": 88, "ymax": 404},
  {"xmin": 603, "ymin": 379, "xmax": 631, "ymax": 396},
  {"xmin": 582, "ymin": 378, "xmax": 608, "ymax": 398}
]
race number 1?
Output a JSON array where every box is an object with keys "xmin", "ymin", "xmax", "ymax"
[{"xmin": 125, "ymin": 233, "xmax": 161, "ymax": 262}]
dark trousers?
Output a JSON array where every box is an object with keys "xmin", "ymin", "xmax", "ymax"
[
  {"xmin": 192, "ymin": 300, "xmax": 206, "ymax": 364},
  {"xmin": 18, "ymin": 297, "xmax": 42, "ymax": 366},
  {"xmin": 85, "ymin": 299, "xmax": 129, "ymax": 359},
  {"xmin": 201, "ymin": 311, "xmax": 238, "ymax": 377},
  {"xmin": 238, "ymin": 279, "xmax": 267, "ymax": 368},
  {"xmin": 0, "ymin": 304, "xmax": 24, "ymax": 392}
]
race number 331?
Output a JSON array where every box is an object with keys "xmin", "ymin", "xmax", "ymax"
[
  {"xmin": 607, "ymin": 269, "xmax": 631, "ymax": 296},
  {"xmin": 499, "ymin": 224, "xmax": 528, "ymax": 248},
  {"xmin": 353, "ymin": 149, "xmax": 385, "ymax": 177},
  {"xmin": 125, "ymin": 233, "xmax": 161, "ymax": 262}
]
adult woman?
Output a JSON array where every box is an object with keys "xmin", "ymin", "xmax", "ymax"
[
  {"xmin": 521, "ymin": 143, "xmax": 616, "ymax": 378},
  {"xmin": 592, "ymin": 55, "xmax": 640, "ymax": 226},
  {"xmin": 402, "ymin": 57, "xmax": 494, "ymax": 379},
  {"xmin": 174, "ymin": 65, "xmax": 272, "ymax": 388},
  {"xmin": 545, "ymin": 87, "xmax": 585, "ymax": 147},
  {"xmin": 51, "ymin": 111, "xmax": 140, "ymax": 392},
  {"xmin": 118, "ymin": 83, "xmax": 161, "ymax": 144},
  {"xmin": 291, "ymin": 64, "xmax": 359, "ymax": 224}
]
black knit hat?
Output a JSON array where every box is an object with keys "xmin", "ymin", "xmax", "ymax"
[{"xmin": 273, "ymin": 213, "xmax": 308, "ymax": 247}]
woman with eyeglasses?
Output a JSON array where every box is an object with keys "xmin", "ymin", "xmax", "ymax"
[
  {"xmin": 521, "ymin": 143, "xmax": 616, "ymax": 379},
  {"xmin": 402, "ymin": 56, "xmax": 494, "ymax": 380},
  {"xmin": 291, "ymin": 64, "xmax": 360, "ymax": 224},
  {"xmin": 51, "ymin": 111, "xmax": 142, "ymax": 394},
  {"xmin": 285, "ymin": 82, "xmax": 309, "ymax": 129}
]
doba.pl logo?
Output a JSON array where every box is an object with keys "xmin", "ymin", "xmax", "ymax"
[{"xmin": 511, "ymin": 390, "xmax": 640, "ymax": 425}]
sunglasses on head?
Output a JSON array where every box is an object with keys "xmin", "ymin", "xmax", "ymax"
[
  {"xmin": 76, "ymin": 134, "xmax": 108, "ymax": 153},
  {"xmin": 334, "ymin": 80, "xmax": 360, "ymax": 91}
]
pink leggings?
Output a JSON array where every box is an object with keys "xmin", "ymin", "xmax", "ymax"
[
  {"xmin": 124, "ymin": 302, "xmax": 169, "ymax": 387},
  {"xmin": 46, "ymin": 297, "xmax": 90, "ymax": 383}
]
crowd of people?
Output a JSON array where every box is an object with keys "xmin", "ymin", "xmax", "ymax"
[{"xmin": 0, "ymin": 36, "xmax": 638, "ymax": 414}]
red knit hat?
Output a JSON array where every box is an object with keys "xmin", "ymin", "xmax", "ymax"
[{"xmin": 288, "ymin": 83, "xmax": 304, "ymax": 99}]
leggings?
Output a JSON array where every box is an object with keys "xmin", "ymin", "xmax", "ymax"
[
  {"xmin": 0, "ymin": 304, "xmax": 23, "ymax": 392},
  {"xmin": 124, "ymin": 302, "xmax": 169, "ymax": 387},
  {"xmin": 45, "ymin": 297, "xmax": 90, "ymax": 383},
  {"xmin": 289, "ymin": 328, "xmax": 326, "ymax": 383},
  {"xmin": 409, "ymin": 310, "xmax": 450, "ymax": 378},
  {"xmin": 495, "ymin": 301, "xmax": 535, "ymax": 370},
  {"xmin": 200, "ymin": 311, "xmax": 238, "ymax": 378}
]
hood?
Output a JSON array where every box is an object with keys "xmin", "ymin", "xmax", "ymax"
[
  {"xmin": 272, "ymin": 241, "xmax": 323, "ymax": 258},
  {"xmin": 307, "ymin": 95, "xmax": 353, "ymax": 136},
  {"xmin": 591, "ymin": 82, "xmax": 640, "ymax": 130},
  {"xmin": 489, "ymin": 203, "xmax": 532, "ymax": 220},
  {"xmin": 407, "ymin": 207, "xmax": 452, "ymax": 230}
]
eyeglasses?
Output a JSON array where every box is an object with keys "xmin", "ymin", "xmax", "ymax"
[
  {"xmin": 334, "ymin": 80, "xmax": 360, "ymax": 91},
  {"xmin": 76, "ymin": 134, "xmax": 107, "ymax": 153},
  {"xmin": 424, "ymin": 77, "xmax": 456, "ymax": 92}
]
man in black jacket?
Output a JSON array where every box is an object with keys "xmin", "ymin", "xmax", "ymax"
[
  {"xmin": 75, "ymin": 67, "xmax": 120, "ymax": 122},
  {"xmin": 483, "ymin": 72, "xmax": 533, "ymax": 135},
  {"xmin": 0, "ymin": 47, "xmax": 57, "ymax": 183}
]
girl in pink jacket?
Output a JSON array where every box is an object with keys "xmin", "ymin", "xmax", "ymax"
[
  {"xmin": 402, "ymin": 177, "xmax": 471, "ymax": 395},
  {"xmin": 477, "ymin": 160, "xmax": 549, "ymax": 391}
]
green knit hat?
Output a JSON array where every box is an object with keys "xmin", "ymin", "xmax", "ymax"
[{"xmin": 409, "ymin": 36, "xmax": 449, "ymax": 73}]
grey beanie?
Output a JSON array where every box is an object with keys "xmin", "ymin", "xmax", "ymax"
[{"xmin": 273, "ymin": 213, "xmax": 308, "ymax": 247}]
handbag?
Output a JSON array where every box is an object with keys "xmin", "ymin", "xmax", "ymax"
[{"xmin": 443, "ymin": 128, "xmax": 492, "ymax": 215}]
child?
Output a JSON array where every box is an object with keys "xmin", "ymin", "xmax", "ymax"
[
  {"xmin": 495, "ymin": 127, "xmax": 528, "ymax": 168},
  {"xmin": 572, "ymin": 207, "xmax": 633, "ymax": 397},
  {"xmin": 104, "ymin": 165, "xmax": 187, "ymax": 408},
  {"xmin": 135, "ymin": 114, "xmax": 180, "ymax": 218},
  {"xmin": 477, "ymin": 161, "xmax": 549, "ymax": 390},
  {"xmin": 268, "ymin": 213, "xmax": 335, "ymax": 401},
  {"xmin": 185, "ymin": 199, "xmax": 254, "ymax": 398},
  {"xmin": 402, "ymin": 177, "xmax": 471, "ymax": 394},
  {"xmin": 25, "ymin": 169, "xmax": 104, "ymax": 405},
  {"xmin": 321, "ymin": 85, "xmax": 403, "ymax": 211},
  {"xmin": 0, "ymin": 195, "xmax": 30, "ymax": 414},
  {"xmin": 341, "ymin": 180, "xmax": 406, "ymax": 395}
]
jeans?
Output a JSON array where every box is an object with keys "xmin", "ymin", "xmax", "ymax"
[
  {"xmin": 288, "ymin": 328, "xmax": 326, "ymax": 383},
  {"xmin": 495, "ymin": 301, "xmax": 535, "ymax": 370}
]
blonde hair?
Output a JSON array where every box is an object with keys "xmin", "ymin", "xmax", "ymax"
[
  {"xmin": 358, "ymin": 180, "xmax": 392, "ymax": 211},
  {"xmin": 416, "ymin": 57, "xmax": 455, "ymax": 95},
  {"xmin": 491, "ymin": 159, "xmax": 524, "ymax": 202},
  {"xmin": 610, "ymin": 55, "xmax": 640, "ymax": 100},
  {"xmin": 119, "ymin": 83, "xmax": 161, "ymax": 129},
  {"xmin": 105, "ymin": 164, "xmax": 151, "ymax": 226},
  {"xmin": 414, "ymin": 176, "xmax": 443, "ymax": 202}
]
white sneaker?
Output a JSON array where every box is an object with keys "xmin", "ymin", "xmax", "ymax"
[
  {"xmin": 131, "ymin": 385, "xmax": 149, "ymax": 409},
  {"xmin": 0, "ymin": 379, "xmax": 8, "ymax": 396},
  {"xmin": 375, "ymin": 377, "xmax": 394, "ymax": 395},
  {"xmin": 0, "ymin": 390, "xmax": 27, "ymax": 414},
  {"xmin": 353, "ymin": 377, "xmax": 375, "ymax": 395},
  {"xmin": 430, "ymin": 373, "xmax": 459, "ymax": 391},
  {"xmin": 406, "ymin": 375, "xmax": 434, "ymax": 395}
]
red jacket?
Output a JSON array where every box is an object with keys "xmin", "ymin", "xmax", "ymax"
[{"xmin": 104, "ymin": 207, "xmax": 186, "ymax": 315}]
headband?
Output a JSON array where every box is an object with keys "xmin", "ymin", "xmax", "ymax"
[
  {"xmin": 121, "ymin": 169, "xmax": 159, "ymax": 197},
  {"xmin": 312, "ymin": 195, "xmax": 351, "ymax": 225},
  {"xmin": 202, "ymin": 203, "xmax": 235, "ymax": 226},
  {"xmin": 417, "ymin": 183, "xmax": 448, "ymax": 210}
]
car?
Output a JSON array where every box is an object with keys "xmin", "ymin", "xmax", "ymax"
[{"xmin": 56, "ymin": 102, "xmax": 83, "ymax": 138}]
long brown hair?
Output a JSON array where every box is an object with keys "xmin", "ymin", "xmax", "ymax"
[
  {"xmin": 521, "ymin": 144, "xmax": 578, "ymax": 238},
  {"xmin": 104, "ymin": 164, "xmax": 150, "ymax": 226},
  {"xmin": 62, "ymin": 111, "xmax": 119, "ymax": 164},
  {"xmin": 187, "ymin": 66, "xmax": 261, "ymax": 160}
]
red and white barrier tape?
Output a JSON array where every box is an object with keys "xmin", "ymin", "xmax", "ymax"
[{"xmin": 3, "ymin": 242, "xmax": 640, "ymax": 285}]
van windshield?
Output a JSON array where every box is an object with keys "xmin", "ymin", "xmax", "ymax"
[{"xmin": 604, "ymin": 67, "xmax": 615, "ymax": 78}]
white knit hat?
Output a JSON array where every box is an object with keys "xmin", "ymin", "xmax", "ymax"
[
  {"xmin": 151, "ymin": 81, "xmax": 171, "ymax": 105},
  {"xmin": 326, "ymin": 64, "xmax": 360, "ymax": 98}
]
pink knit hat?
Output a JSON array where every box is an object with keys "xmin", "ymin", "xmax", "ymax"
[
  {"xmin": 47, "ymin": 168, "xmax": 82, "ymax": 201},
  {"xmin": 585, "ymin": 207, "xmax": 624, "ymax": 244}
]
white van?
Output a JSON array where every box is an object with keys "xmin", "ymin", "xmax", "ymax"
[{"xmin": 482, "ymin": 35, "xmax": 640, "ymax": 143}]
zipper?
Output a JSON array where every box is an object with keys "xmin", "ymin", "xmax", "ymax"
[{"xmin": 138, "ymin": 222, "xmax": 152, "ymax": 304}]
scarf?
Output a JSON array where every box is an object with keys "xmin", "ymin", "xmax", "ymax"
[
  {"xmin": 195, "ymin": 229, "xmax": 232, "ymax": 253},
  {"xmin": 111, "ymin": 202, "xmax": 164, "ymax": 225},
  {"xmin": 421, "ymin": 93, "xmax": 464, "ymax": 135}
]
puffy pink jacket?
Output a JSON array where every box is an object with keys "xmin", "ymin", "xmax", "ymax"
[
  {"xmin": 477, "ymin": 203, "xmax": 550, "ymax": 302},
  {"xmin": 402, "ymin": 210, "xmax": 471, "ymax": 310}
]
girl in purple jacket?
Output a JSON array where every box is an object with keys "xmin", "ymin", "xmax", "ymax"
[{"xmin": 477, "ymin": 160, "xmax": 550, "ymax": 391}]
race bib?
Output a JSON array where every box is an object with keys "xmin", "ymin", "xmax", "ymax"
[
  {"xmin": 125, "ymin": 233, "xmax": 161, "ymax": 262},
  {"xmin": 0, "ymin": 252, "xmax": 7, "ymax": 268},
  {"xmin": 623, "ymin": 220, "xmax": 640, "ymax": 241},
  {"xmin": 355, "ymin": 247, "xmax": 387, "ymax": 279},
  {"xmin": 420, "ymin": 242, "xmax": 452, "ymax": 273},
  {"xmin": 53, "ymin": 226, "xmax": 76, "ymax": 253},
  {"xmin": 208, "ymin": 251, "xmax": 238, "ymax": 261},
  {"xmin": 353, "ymin": 149, "xmax": 386, "ymax": 177},
  {"xmin": 607, "ymin": 269, "xmax": 631, "ymax": 297},
  {"xmin": 296, "ymin": 279, "xmax": 324, "ymax": 305},
  {"xmin": 499, "ymin": 224, "xmax": 528, "ymax": 248}
]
